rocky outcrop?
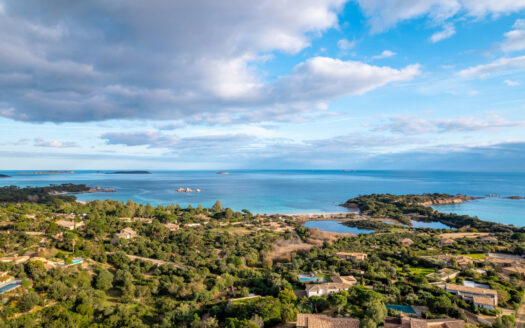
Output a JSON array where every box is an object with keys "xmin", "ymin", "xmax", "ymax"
[
  {"xmin": 506, "ymin": 196, "xmax": 525, "ymax": 200},
  {"xmin": 176, "ymin": 187, "xmax": 201, "ymax": 193},
  {"xmin": 418, "ymin": 195, "xmax": 477, "ymax": 206},
  {"xmin": 0, "ymin": 174, "xmax": 9, "ymax": 178}
]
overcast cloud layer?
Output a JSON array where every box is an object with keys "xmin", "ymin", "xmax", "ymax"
[
  {"xmin": 0, "ymin": 0, "xmax": 422, "ymax": 124},
  {"xmin": 1, "ymin": 0, "xmax": 525, "ymax": 170}
]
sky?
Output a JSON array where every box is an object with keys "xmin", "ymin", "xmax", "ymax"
[{"xmin": 1, "ymin": 0, "xmax": 525, "ymax": 171}]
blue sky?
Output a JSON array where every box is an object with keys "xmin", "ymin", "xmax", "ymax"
[{"xmin": 1, "ymin": 0, "xmax": 525, "ymax": 170}]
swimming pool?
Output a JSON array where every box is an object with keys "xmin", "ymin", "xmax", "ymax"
[
  {"xmin": 0, "ymin": 280, "xmax": 22, "ymax": 294},
  {"xmin": 386, "ymin": 304, "xmax": 416, "ymax": 314},
  {"xmin": 72, "ymin": 259, "xmax": 83, "ymax": 264},
  {"xmin": 299, "ymin": 277, "xmax": 323, "ymax": 282}
]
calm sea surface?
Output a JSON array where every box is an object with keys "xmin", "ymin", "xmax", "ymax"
[{"xmin": 0, "ymin": 170, "xmax": 524, "ymax": 227}]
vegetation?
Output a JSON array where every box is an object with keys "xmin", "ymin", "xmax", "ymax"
[{"xmin": 0, "ymin": 186, "xmax": 523, "ymax": 327}]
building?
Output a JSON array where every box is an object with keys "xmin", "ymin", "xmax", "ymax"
[
  {"xmin": 335, "ymin": 252, "xmax": 368, "ymax": 262},
  {"xmin": 502, "ymin": 265, "xmax": 525, "ymax": 278},
  {"xmin": 385, "ymin": 317, "xmax": 465, "ymax": 328},
  {"xmin": 399, "ymin": 238, "xmax": 414, "ymax": 247},
  {"xmin": 0, "ymin": 256, "xmax": 30, "ymax": 264},
  {"xmin": 444, "ymin": 283, "xmax": 498, "ymax": 310},
  {"xmin": 164, "ymin": 223, "xmax": 180, "ymax": 231},
  {"xmin": 481, "ymin": 236, "xmax": 498, "ymax": 243},
  {"xmin": 426, "ymin": 268, "xmax": 460, "ymax": 281},
  {"xmin": 305, "ymin": 275, "xmax": 356, "ymax": 298},
  {"xmin": 331, "ymin": 275, "xmax": 358, "ymax": 286},
  {"xmin": 296, "ymin": 314, "xmax": 360, "ymax": 328},
  {"xmin": 440, "ymin": 239, "xmax": 455, "ymax": 247},
  {"xmin": 112, "ymin": 227, "xmax": 138, "ymax": 243},
  {"xmin": 55, "ymin": 220, "xmax": 84, "ymax": 230}
]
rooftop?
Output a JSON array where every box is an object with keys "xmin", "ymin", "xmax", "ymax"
[{"xmin": 297, "ymin": 314, "xmax": 360, "ymax": 328}]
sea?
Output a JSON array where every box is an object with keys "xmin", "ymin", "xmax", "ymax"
[{"xmin": 0, "ymin": 170, "xmax": 524, "ymax": 227}]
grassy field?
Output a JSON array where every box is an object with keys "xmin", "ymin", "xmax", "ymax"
[
  {"xmin": 409, "ymin": 267, "xmax": 435, "ymax": 275},
  {"xmin": 461, "ymin": 253, "xmax": 487, "ymax": 259}
]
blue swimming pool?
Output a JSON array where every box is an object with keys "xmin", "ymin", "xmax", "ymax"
[
  {"xmin": 386, "ymin": 305, "xmax": 416, "ymax": 314},
  {"xmin": 0, "ymin": 280, "xmax": 21, "ymax": 294},
  {"xmin": 299, "ymin": 277, "xmax": 323, "ymax": 282},
  {"xmin": 72, "ymin": 259, "xmax": 83, "ymax": 264}
]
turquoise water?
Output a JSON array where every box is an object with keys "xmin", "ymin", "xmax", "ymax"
[
  {"xmin": 411, "ymin": 220, "xmax": 452, "ymax": 229},
  {"xmin": 0, "ymin": 281, "xmax": 21, "ymax": 294},
  {"xmin": 303, "ymin": 220, "xmax": 374, "ymax": 234},
  {"xmin": 386, "ymin": 305, "xmax": 416, "ymax": 314},
  {"xmin": 0, "ymin": 170, "xmax": 524, "ymax": 226}
]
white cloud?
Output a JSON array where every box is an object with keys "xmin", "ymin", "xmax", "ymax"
[
  {"xmin": 101, "ymin": 131, "xmax": 179, "ymax": 148},
  {"xmin": 430, "ymin": 24, "xmax": 456, "ymax": 42},
  {"xmin": 514, "ymin": 19, "xmax": 525, "ymax": 29},
  {"xmin": 33, "ymin": 138, "xmax": 79, "ymax": 148},
  {"xmin": 337, "ymin": 38, "xmax": 356, "ymax": 50},
  {"xmin": 275, "ymin": 57, "xmax": 420, "ymax": 100},
  {"xmin": 501, "ymin": 19, "xmax": 525, "ymax": 52},
  {"xmin": 376, "ymin": 115, "xmax": 525, "ymax": 135},
  {"xmin": 355, "ymin": 0, "xmax": 525, "ymax": 34},
  {"xmin": 457, "ymin": 55, "xmax": 525, "ymax": 78},
  {"xmin": 504, "ymin": 79, "xmax": 521, "ymax": 86},
  {"xmin": 371, "ymin": 50, "xmax": 396, "ymax": 59}
]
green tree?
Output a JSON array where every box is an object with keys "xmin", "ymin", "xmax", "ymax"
[
  {"xmin": 95, "ymin": 268, "xmax": 114, "ymax": 291},
  {"xmin": 18, "ymin": 291, "xmax": 41, "ymax": 312}
]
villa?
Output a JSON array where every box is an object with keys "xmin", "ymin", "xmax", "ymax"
[
  {"xmin": 112, "ymin": 227, "xmax": 138, "ymax": 243},
  {"xmin": 399, "ymin": 238, "xmax": 414, "ymax": 247},
  {"xmin": 296, "ymin": 314, "xmax": 360, "ymax": 328},
  {"xmin": 443, "ymin": 283, "xmax": 498, "ymax": 310},
  {"xmin": 440, "ymin": 239, "xmax": 455, "ymax": 247},
  {"xmin": 426, "ymin": 268, "xmax": 460, "ymax": 281},
  {"xmin": 385, "ymin": 317, "xmax": 465, "ymax": 328},
  {"xmin": 305, "ymin": 275, "xmax": 357, "ymax": 297},
  {"xmin": 502, "ymin": 265, "xmax": 525, "ymax": 278},
  {"xmin": 335, "ymin": 252, "xmax": 368, "ymax": 262},
  {"xmin": 164, "ymin": 223, "xmax": 180, "ymax": 231}
]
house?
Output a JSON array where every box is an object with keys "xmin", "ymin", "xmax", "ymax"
[
  {"xmin": 385, "ymin": 317, "xmax": 465, "ymax": 328},
  {"xmin": 55, "ymin": 220, "xmax": 84, "ymax": 230},
  {"xmin": 399, "ymin": 238, "xmax": 414, "ymax": 247},
  {"xmin": 331, "ymin": 275, "xmax": 358, "ymax": 286},
  {"xmin": 335, "ymin": 252, "xmax": 368, "ymax": 262},
  {"xmin": 502, "ymin": 265, "xmax": 525, "ymax": 278},
  {"xmin": 305, "ymin": 275, "xmax": 356, "ymax": 297},
  {"xmin": 440, "ymin": 239, "xmax": 455, "ymax": 247},
  {"xmin": 481, "ymin": 236, "xmax": 498, "ymax": 243},
  {"xmin": 296, "ymin": 314, "xmax": 360, "ymax": 328},
  {"xmin": 426, "ymin": 268, "xmax": 460, "ymax": 281},
  {"xmin": 164, "ymin": 223, "xmax": 180, "ymax": 231},
  {"xmin": 112, "ymin": 228, "xmax": 138, "ymax": 243},
  {"xmin": 305, "ymin": 282, "xmax": 352, "ymax": 298},
  {"xmin": 444, "ymin": 283, "xmax": 498, "ymax": 310},
  {"xmin": 0, "ymin": 256, "xmax": 30, "ymax": 264}
]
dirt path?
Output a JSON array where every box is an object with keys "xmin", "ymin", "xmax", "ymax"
[
  {"xmin": 107, "ymin": 252, "xmax": 185, "ymax": 269},
  {"xmin": 517, "ymin": 295, "xmax": 525, "ymax": 328}
]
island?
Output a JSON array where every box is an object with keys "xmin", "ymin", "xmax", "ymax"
[
  {"xmin": 110, "ymin": 170, "xmax": 151, "ymax": 174},
  {"xmin": 216, "ymin": 171, "xmax": 232, "ymax": 174},
  {"xmin": 33, "ymin": 170, "xmax": 75, "ymax": 174},
  {"xmin": 506, "ymin": 196, "xmax": 525, "ymax": 200},
  {"xmin": 0, "ymin": 174, "xmax": 9, "ymax": 178}
]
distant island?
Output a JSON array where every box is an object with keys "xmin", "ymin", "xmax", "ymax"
[
  {"xmin": 507, "ymin": 196, "xmax": 525, "ymax": 200},
  {"xmin": 34, "ymin": 170, "xmax": 75, "ymax": 174},
  {"xmin": 216, "ymin": 171, "xmax": 231, "ymax": 175},
  {"xmin": 110, "ymin": 171, "xmax": 151, "ymax": 174},
  {"xmin": 0, "ymin": 174, "xmax": 10, "ymax": 178}
]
